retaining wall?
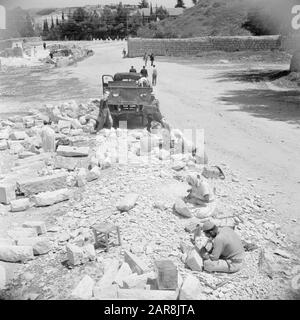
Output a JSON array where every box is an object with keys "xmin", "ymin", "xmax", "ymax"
[{"xmin": 127, "ymin": 35, "xmax": 282, "ymax": 57}]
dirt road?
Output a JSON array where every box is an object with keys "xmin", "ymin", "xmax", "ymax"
[{"xmin": 1, "ymin": 41, "xmax": 299, "ymax": 252}]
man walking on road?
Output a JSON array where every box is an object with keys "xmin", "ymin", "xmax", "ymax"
[
  {"xmin": 152, "ymin": 65, "xmax": 157, "ymax": 86},
  {"xmin": 150, "ymin": 53, "xmax": 155, "ymax": 66},
  {"xmin": 140, "ymin": 66, "xmax": 148, "ymax": 78}
]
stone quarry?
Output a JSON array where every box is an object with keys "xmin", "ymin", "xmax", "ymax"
[{"xmin": 0, "ymin": 98, "xmax": 298, "ymax": 300}]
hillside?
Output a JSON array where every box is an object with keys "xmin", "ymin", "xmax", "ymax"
[{"xmin": 158, "ymin": 0, "xmax": 251, "ymax": 37}]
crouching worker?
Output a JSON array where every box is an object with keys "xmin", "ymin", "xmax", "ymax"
[
  {"xmin": 200, "ymin": 221, "xmax": 245, "ymax": 273},
  {"xmin": 95, "ymin": 91, "xmax": 113, "ymax": 132}
]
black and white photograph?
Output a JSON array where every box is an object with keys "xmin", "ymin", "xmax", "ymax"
[{"xmin": 0, "ymin": 0, "xmax": 299, "ymax": 303}]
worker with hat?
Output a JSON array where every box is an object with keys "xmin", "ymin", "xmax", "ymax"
[
  {"xmin": 201, "ymin": 221, "xmax": 245, "ymax": 273},
  {"xmin": 95, "ymin": 91, "xmax": 113, "ymax": 132}
]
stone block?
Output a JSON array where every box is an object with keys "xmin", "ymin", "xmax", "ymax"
[
  {"xmin": 113, "ymin": 262, "xmax": 132, "ymax": 286},
  {"xmin": 66, "ymin": 243, "xmax": 96, "ymax": 266},
  {"xmin": 0, "ymin": 140, "xmax": 8, "ymax": 151},
  {"xmin": 0, "ymin": 183, "xmax": 16, "ymax": 204},
  {"xmin": 86, "ymin": 167, "xmax": 101, "ymax": 182},
  {"xmin": 94, "ymin": 284, "xmax": 118, "ymax": 300},
  {"xmin": 17, "ymin": 237, "xmax": 52, "ymax": 255},
  {"xmin": 0, "ymin": 246, "xmax": 34, "ymax": 262},
  {"xmin": 10, "ymin": 198, "xmax": 30, "ymax": 212},
  {"xmin": 155, "ymin": 260, "xmax": 178, "ymax": 290},
  {"xmin": 32, "ymin": 188, "xmax": 72, "ymax": 207},
  {"xmin": 185, "ymin": 249, "xmax": 203, "ymax": 272},
  {"xmin": 124, "ymin": 250, "xmax": 148, "ymax": 275},
  {"xmin": 0, "ymin": 238, "xmax": 15, "ymax": 246},
  {"xmin": 0, "ymin": 129, "xmax": 10, "ymax": 140},
  {"xmin": 71, "ymin": 275, "xmax": 95, "ymax": 300},
  {"xmin": 122, "ymin": 273, "xmax": 152, "ymax": 289},
  {"xmin": 117, "ymin": 193, "xmax": 139, "ymax": 212},
  {"xmin": 179, "ymin": 274, "xmax": 204, "ymax": 300},
  {"xmin": 71, "ymin": 119, "xmax": 82, "ymax": 129},
  {"xmin": 9, "ymin": 131, "xmax": 28, "ymax": 141},
  {"xmin": 22, "ymin": 221, "xmax": 47, "ymax": 235},
  {"xmin": 40, "ymin": 126, "xmax": 56, "ymax": 152},
  {"xmin": 54, "ymin": 156, "xmax": 78, "ymax": 171},
  {"xmin": 58, "ymin": 120, "xmax": 72, "ymax": 131},
  {"xmin": 17, "ymin": 173, "xmax": 68, "ymax": 196},
  {"xmin": 174, "ymin": 199, "xmax": 192, "ymax": 218},
  {"xmin": 7, "ymin": 228, "xmax": 38, "ymax": 241},
  {"xmin": 57, "ymin": 146, "xmax": 89, "ymax": 157},
  {"xmin": 76, "ymin": 168, "xmax": 87, "ymax": 187}
]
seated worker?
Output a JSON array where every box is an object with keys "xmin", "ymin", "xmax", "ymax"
[
  {"xmin": 129, "ymin": 66, "xmax": 137, "ymax": 73},
  {"xmin": 95, "ymin": 91, "xmax": 113, "ymax": 131},
  {"xmin": 200, "ymin": 221, "xmax": 245, "ymax": 273},
  {"xmin": 140, "ymin": 66, "xmax": 148, "ymax": 78},
  {"xmin": 185, "ymin": 174, "xmax": 215, "ymax": 205},
  {"xmin": 137, "ymin": 76, "xmax": 151, "ymax": 87}
]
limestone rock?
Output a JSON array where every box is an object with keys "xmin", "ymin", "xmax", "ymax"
[
  {"xmin": 124, "ymin": 250, "xmax": 148, "ymax": 275},
  {"xmin": 0, "ymin": 238, "xmax": 15, "ymax": 246},
  {"xmin": 58, "ymin": 120, "xmax": 72, "ymax": 131},
  {"xmin": 113, "ymin": 262, "xmax": 132, "ymax": 287},
  {"xmin": 0, "ymin": 183, "xmax": 16, "ymax": 205},
  {"xmin": 71, "ymin": 119, "xmax": 82, "ymax": 130},
  {"xmin": 174, "ymin": 199, "xmax": 192, "ymax": 218},
  {"xmin": 7, "ymin": 228, "xmax": 38, "ymax": 241},
  {"xmin": 10, "ymin": 198, "xmax": 30, "ymax": 212},
  {"xmin": 117, "ymin": 193, "xmax": 139, "ymax": 212},
  {"xmin": 66, "ymin": 243, "xmax": 96, "ymax": 266},
  {"xmin": 155, "ymin": 260, "xmax": 178, "ymax": 290},
  {"xmin": 17, "ymin": 237, "xmax": 52, "ymax": 255},
  {"xmin": 172, "ymin": 161, "xmax": 186, "ymax": 171},
  {"xmin": 0, "ymin": 129, "xmax": 10, "ymax": 140},
  {"xmin": 22, "ymin": 221, "xmax": 47, "ymax": 235},
  {"xmin": 54, "ymin": 156, "xmax": 78, "ymax": 171},
  {"xmin": 33, "ymin": 188, "xmax": 72, "ymax": 207},
  {"xmin": 0, "ymin": 246, "xmax": 34, "ymax": 262},
  {"xmin": 8, "ymin": 141, "xmax": 24, "ymax": 154},
  {"xmin": 17, "ymin": 173, "xmax": 68, "ymax": 196},
  {"xmin": 122, "ymin": 273, "xmax": 149, "ymax": 289},
  {"xmin": 0, "ymin": 140, "xmax": 8, "ymax": 151},
  {"xmin": 86, "ymin": 166, "xmax": 101, "ymax": 182},
  {"xmin": 57, "ymin": 146, "xmax": 89, "ymax": 157},
  {"xmin": 71, "ymin": 275, "xmax": 95, "ymax": 300},
  {"xmin": 179, "ymin": 275, "xmax": 204, "ymax": 300},
  {"xmin": 185, "ymin": 249, "xmax": 203, "ymax": 272},
  {"xmin": 9, "ymin": 131, "xmax": 28, "ymax": 141}
]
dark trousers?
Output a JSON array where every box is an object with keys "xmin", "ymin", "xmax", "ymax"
[{"xmin": 152, "ymin": 75, "xmax": 157, "ymax": 86}]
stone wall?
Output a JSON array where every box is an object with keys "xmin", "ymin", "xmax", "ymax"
[
  {"xmin": 127, "ymin": 35, "xmax": 282, "ymax": 57},
  {"xmin": 281, "ymin": 35, "xmax": 300, "ymax": 52},
  {"xmin": 0, "ymin": 37, "xmax": 41, "ymax": 51}
]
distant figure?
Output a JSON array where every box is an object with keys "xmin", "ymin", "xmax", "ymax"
[
  {"xmin": 152, "ymin": 65, "xmax": 157, "ymax": 86},
  {"xmin": 129, "ymin": 66, "xmax": 137, "ymax": 73},
  {"xmin": 140, "ymin": 66, "xmax": 148, "ymax": 78},
  {"xmin": 95, "ymin": 91, "xmax": 113, "ymax": 131},
  {"xmin": 43, "ymin": 42, "xmax": 47, "ymax": 50},
  {"xmin": 33, "ymin": 46, "xmax": 37, "ymax": 57},
  {"xmin": 143, "ymin": 52, "xmax": 148, "ymax": 66},
  {"xmin": 122, "ymin": 48, "xmax": 127, "ymax": 58},
  {"xmin": 150, "ymin": 53, "xmax": 155, "ymax": 66},
  {"xmin": 49, "ymin": 52, "xmax": 54, "ymax": 59},
  {"xmin": 137, "ymin": 76, "xmax": 151, "ymax": 87}
]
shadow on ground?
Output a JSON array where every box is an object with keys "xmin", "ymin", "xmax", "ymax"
[{"xmin": 219, "ymin": 88, "xmax": 300, "ymax": 125}]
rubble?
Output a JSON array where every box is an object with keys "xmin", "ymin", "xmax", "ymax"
[
  {"xmin": 174, "ymin": 199, "xmax": 192, "ymax": 218},
  {"xmin": 54, "ymin": 156, "xmax": 78, "ymax": 171},
  {"xmin": 0, "ymin": 265, "xmax": 6, "ymax": 290},
  {"xmin": 0, "ymin": 238, "xmax": 15, "ymax": 246},
  {"xmin": 40, "ymin": 126, "xmax": 56, "ymax": 152},
  {"xmin": 0, "ymin": 140, "xmax": 8, "ymax": 151},
  {"xmin": 32, "ymin": 189, "xmax": 72, "ymax": 207},
  {"xmin": 16, "ymin": 237, "xmax": 52, "ymax": 255},
  {"xmin": 7, "ymin": 228, "xmax": 38, "ymax": 241},
  {"xmin": 9, "ymin": 131, "xmax": 28, "ymax": 141},
  {"xmin": 117, "ymin": 194, "xmax": 139, "ymax": 212},
  {"xmin": 66, "ymin": 243, "xmax": 96, "ymax": 266},
  {"xmin": 179, "ymin": 274, "xmax": 205, "ymax": 300},
  {"xmin": 185, "ymin": 249, "xmax": 203, "ymax": 272},
  {"xmin": 124, "ymin": 250, "xmax": 149, "ymax": 275},
  {"xmin": 0, "ymin": 183, "xmax": 16, "ymax": 205},
  {"xmin": 0, "ymin": 246, "xmax": 34, "ymax": 262},
  {"xmin": 113, "ymin": 262, "xmax": 133, "ymax": 287}
]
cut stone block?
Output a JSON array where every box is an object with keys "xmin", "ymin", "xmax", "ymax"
[
  {"xmin": 0, "ymin": 246, "xmax": 34, "ymax": 262},
  {"xmin": 124, "ymin": 250, "xmax": 148, "ymax": 275},
  {"xmin": 86, "ymin": 167, "xmax": 101, "ymax": 182},
  {"xmin": 40, "ymin": 126, "xmax": 55, "ymax": 152},
  {"xmin": 0, "ymin": 183, "xmax": 16, "ymax": 205},
  {"xmin": 179, "ymin": 274, "xmax": 204, "ymax": 300},
  {"xmin": 58, "ymin": 120, "xmax": 72, "ymax": 131},
  {"xmin": 18, "ymin": 151, "xmax": 35, "ymax": 159},
  {"xmin": 33, "ymin": 188, "xmax": 72, "ymax": 207},
  {"xmin": 76, "ymin": 168, "xmax": 87, "ymax": 187},
  {"xmin": 117, "ymin": 193, "xmax": 139, "ymax": 212},
  {"xmin": 155, "ymin": 260, "xmax": 178, "ymax": 290},
  {"xmin": 54, "ymin": 156, "xmax": 78, "ymax": 171},
  {"xmin": 93, "ymin": 259, "xmax": 119, "ymax": 297},
  {"xmin": 113, "ymin": 262, "xmax": 132, "ymax": 287},
  {"xmin": 185, "ymin": 249, "xmax": 203, "ymax": 272},
  {"xmin": 0, "ymin": 238, "xmax": 15, "ymax": 246},
  {"xmin": 8, "ymin": 141, "xmax": 24, "ymax": 154},
  {"xmin": 7, "ymin": 228, "xmax": 38, "ymax": 241},
  {"xmin": 10, "ymin": 198, "xmax": 30, "ymax": 212},
  {"xmin": 71, "ymin": 275, "xmax": 95, "ymax": 300},
  {"xmin": 66, "ymin": 243, "xmax": 96, "ymax": 266},
  {"xmin": 17, "ymin": 172, "xmax": 68, "ymax": 196},
  {"xmin": 0, "ymin": 265, "xmax": 6, "ymax": 289},
  {"xmin": 122, "ymin": 273, "xmax": 151, "ymax": 289},
  {"xmin": 9, "ymin": 131, "xmax": 28, "ymax": 141},
  {"xmin": 117, "ymin": 289, "xmax": 179, "ymax": 300},
  {"xmin": 17, "ymin": 237, "xmax": 52, "ymax": 255},
  {"xmin": 22, "ymin": 221, "xmax": 47, "ymax": 235},
  {"xmin": 174, "ymin": 199, "xmax": 192, "ymax": 218},
  {"xmin": 0, "ymin": 129, "xmax": 10, "ymax": 140},
  {"xmin": 71, "ymin": 119, "xmax": 82, "ymax": 129},
  {"xmin": 57, "ymin": 146, "xmax": 89, "ymax": 157}
]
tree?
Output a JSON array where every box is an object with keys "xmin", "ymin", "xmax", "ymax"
[
  {"xmin": 175, "ymin": 0, "xmax": 186, "ymax": 8},
  {"xmin": 43, "ymin": 19, "xmax": 49, "ymax": 34},
  {"xmin": 51, "ymin": 17, "xmax": 55, "ymax": 29},
  {"xmin": 73, "ymin": 8, "xmax": 88, "ymax": 23},
  {"xmin": 62, "ymin": 11, "xmax": 65, "ymax": 21},
  {"xmin": 56, "ymin": 17, "xmax": 60, "ymax": 26},
  {"xmin": 139, "ymin": 0, "xmax": 149, "ymax": 9},
  {"xmin": 156, "ymin": 6, "xmax": 169, "ymax": 21}
]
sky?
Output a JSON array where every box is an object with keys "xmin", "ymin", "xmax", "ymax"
[{"xmin": 0, "ymin": 0, "xmax": 194, "ymax": 9}]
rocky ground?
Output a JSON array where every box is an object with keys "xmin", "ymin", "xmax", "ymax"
[{"xmin": 0, "ymin": 99, "xmax": 299, "ymax": 300}]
